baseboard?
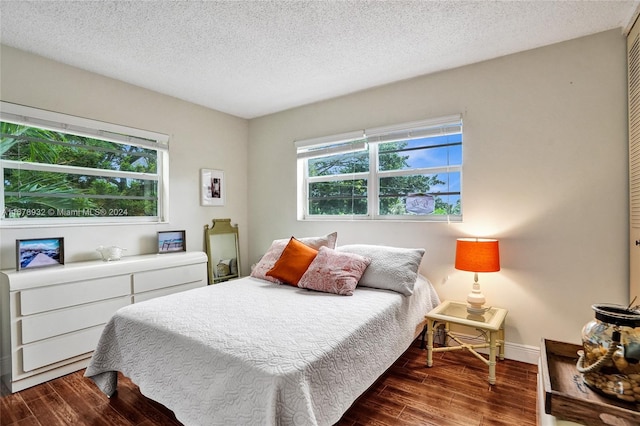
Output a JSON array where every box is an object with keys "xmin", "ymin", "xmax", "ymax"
[{"xmin": 504, "ymin": 340, "xmax": 540, "ymax": 365}]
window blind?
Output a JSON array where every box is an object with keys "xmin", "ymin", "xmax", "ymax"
[
  {"xmin": 1, "ymin": 102, "xmax": 168, "ymax": 150},
  {"xmin": 295, "ymin": 114, "xmax": 462, "ymax": 153}
]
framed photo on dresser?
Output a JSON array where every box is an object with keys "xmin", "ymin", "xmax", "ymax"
[
  {"xmin": 158, "ymin": 230, "xmax": 186, "ymax": 253},
  {"xmin": 16, "ymin": 237, "xmax": 64, "ymax": 270}
]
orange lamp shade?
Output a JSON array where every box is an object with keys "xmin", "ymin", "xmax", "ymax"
[{"xmin": 455, "ymin": 238, "xmax": 500, "ymax": 273}]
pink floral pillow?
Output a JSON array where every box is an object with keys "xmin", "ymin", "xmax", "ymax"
[
  {"xmin": 251, "ymin": 232, "xmax": 337, "ymax": 283},
  {"xmin": 297, "ymin": 247, "xmax": 371, "ymax": 296}
]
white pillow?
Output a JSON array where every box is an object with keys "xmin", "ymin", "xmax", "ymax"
[{"xmin": 336, "ymin": 244, "xmax": 425, "ymax": 296}]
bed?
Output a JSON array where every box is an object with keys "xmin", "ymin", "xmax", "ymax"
[{"xmin": 85, "ymin": 239, "xmax": 440, "ymax": 426}]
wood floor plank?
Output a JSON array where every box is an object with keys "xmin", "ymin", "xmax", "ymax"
[
  {"xmin": 0, "ymin": 392, "xmax": 34, "ymax": 425},
  {"xmin": 60, "ymin": 370, "xmax": 110, "ymax": 407},
  {"xmin": 339, "ymin": 402, "xmax": 403, "ymax": 426},
  {"xmin": 0, "ymin": 339, "xmax": 538, "ymax": 426},
  {"xmin": 356, "ymin": 391, "xmax": 406, "ymax": 419},
  {"xmin": 379, "ymin": 378, "xmax": 456, "ymax": 410},
  {"xmin": 23, "ymin": 392, "xmax": 79, "ymax": 426},
  {"xmin": 4, "ymin": 417, "xmax": 42, "ymax": 426},
  {"xmin": 380, "ymin": 384, "xmax": 482, "ymax": 426},
  {"xmin": 399, "ymin": 404, "xmax": 481, "ymax": 426},
  {"xmin": 449, "ymin": 392, "xmax": 536, "ymax": 426},
  {"xmin": 48, "ymin": 375, "xmax": 129, "ymax": 426},
  {"xmin": 13, "ymin": 382, "xmax": 55, "ymax": 403},
  {"xmin": 100, "ymin": 388, "xmax": 149, "ymax": 426},
  {"xmin": 107, "ymin": 378, "xmax": 181, "ymax": 426}
]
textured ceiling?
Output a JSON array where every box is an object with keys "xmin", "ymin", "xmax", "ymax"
[{"xmin": 1, "ymin": 0, "xmax": 639, "ymax": 119}]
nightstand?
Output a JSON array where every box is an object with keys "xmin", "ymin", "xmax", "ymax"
[{"xmin": 425, "ymin": 300, "xmax": 508, "ymax": 384}]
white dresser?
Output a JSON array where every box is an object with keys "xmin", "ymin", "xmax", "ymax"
[{"xmin": 0, "ymin": 251, "xmax": 208, "ymax": 392}]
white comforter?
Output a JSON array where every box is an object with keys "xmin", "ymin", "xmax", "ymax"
[{"xmin": 85, "ymin": 275, "xmax": 439, "ymax": 426}]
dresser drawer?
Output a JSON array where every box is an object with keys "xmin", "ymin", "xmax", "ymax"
[
  {"xmin": 22, "ymin": 326, "xmax": 104, "ymax": 372},
  {"xmin": 21, "ymin": 296, "xmax": 130, "ymax": 344},
  {"xmin": 133, "ymin": 263, "xmax": 205, "ymax": 293},
  {"xmin": 133, "ymin": 281, "xmax": 203, "ymax": 303},
  {"xmin": 19, "ymin": 275, "xmax": 130, "ymax": 315}
]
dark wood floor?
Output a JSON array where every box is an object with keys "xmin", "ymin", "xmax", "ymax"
[{"xmin": 1, "ymin": 340, "xmax": 538, "ymax": 426}]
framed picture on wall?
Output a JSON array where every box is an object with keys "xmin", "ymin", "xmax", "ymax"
[
  {"xmin": 158, "ymin": 230, "xmax": 186, "ymax": 253},
  {"xmin": 16, "ymin": 237, "xmax": 65, "ymax": 270},
  {"xmin": 201, "ymin": 169, "xmax": 225, "ymax": 206}
]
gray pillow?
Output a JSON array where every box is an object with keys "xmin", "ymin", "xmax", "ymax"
[{"xmin": 336, "ymin": 244, "xmax": 425, "ymax": 296}]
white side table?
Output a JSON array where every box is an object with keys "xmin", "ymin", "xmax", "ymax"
[{"xmin": 425, "ymin": 300, "xmax": 508, "ymax": 384}]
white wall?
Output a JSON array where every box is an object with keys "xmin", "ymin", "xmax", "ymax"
[
  {"xmin": 0, "ymin": 45, "xmax": 250, "ymax": 274},
  {"xmin": 0, "ymin": 29, "xmax": 630, "ymax": 358},
  {"xmin": 247, "ymin": 29, "xmax": 629, "ymax": 353}
]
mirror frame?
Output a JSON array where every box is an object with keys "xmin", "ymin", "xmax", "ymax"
[{"xmin": 204, "ymin": 218, "xmax": 241, "ymax": 284}]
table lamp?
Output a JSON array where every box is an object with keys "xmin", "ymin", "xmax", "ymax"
[{"xmin": 455, "ymin": 238, "xmax": 500, "ymax": 314}]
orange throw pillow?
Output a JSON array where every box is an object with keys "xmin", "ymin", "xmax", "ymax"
[{"xmin": 266, "ymin": 237, "xmax": 318, "ymax": 286}]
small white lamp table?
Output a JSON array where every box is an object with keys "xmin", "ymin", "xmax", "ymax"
[{"xmin": 425, "ymin": 300, "xmax": 508, "ymax": 385}]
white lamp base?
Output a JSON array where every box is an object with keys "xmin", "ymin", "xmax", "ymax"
[
  {"xmin": 467, "ymin": 279, "xmax": 487, "ymax": 314},
  {"xmin": 466, "ymin": 304, "xmax": 489, "ymax": 315}
]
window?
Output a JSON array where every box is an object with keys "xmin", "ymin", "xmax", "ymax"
[
  {"xmin": 296, "ymin": 114, "xmax": 462, "ymax": 221},
  {"xmin": 0, "ymin": 102, "xmax": 169, "ymax": 225}
]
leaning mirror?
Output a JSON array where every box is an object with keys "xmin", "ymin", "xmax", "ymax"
[{"xmin": 204, "ymin": 218, "xmax": 241, "ymax": 284}]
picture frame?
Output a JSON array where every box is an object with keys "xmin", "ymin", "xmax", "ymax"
[
  {"xmin": 158, "ymin": 230, "xmax": 186, "ymax": 254},
  {"xmin": 201, "ymin": 168, "xmax": 225, "ymax": 206},
  {"xmin": 16, "ymin": 237, "xmax": 65, "ymax": 270}
]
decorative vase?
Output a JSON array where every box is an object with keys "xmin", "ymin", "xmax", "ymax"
[{"xmin": 576, "ymin": 303, "xmax": 640, "ymax": 404}]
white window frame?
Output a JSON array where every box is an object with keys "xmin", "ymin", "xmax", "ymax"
[
  {"xmin": 296, "ymin": 114, "xmax": 462, "ymax": 222},
  {"xmin": 0, "ymin": 102, "xmax": 169, "ymax": 227}
]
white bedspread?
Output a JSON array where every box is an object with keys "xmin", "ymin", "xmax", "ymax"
[{"xmin": 85, "ymin": 275, "xmax": 439, "ymax": 426}]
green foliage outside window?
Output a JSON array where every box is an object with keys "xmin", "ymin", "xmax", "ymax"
[
  {"xmin": 305, "ymin": 141, "xmax": 461, "ymax": 217},
  {"xmin": 1, "ymin": 121, "xmax": 159, "ymax": 219}
]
